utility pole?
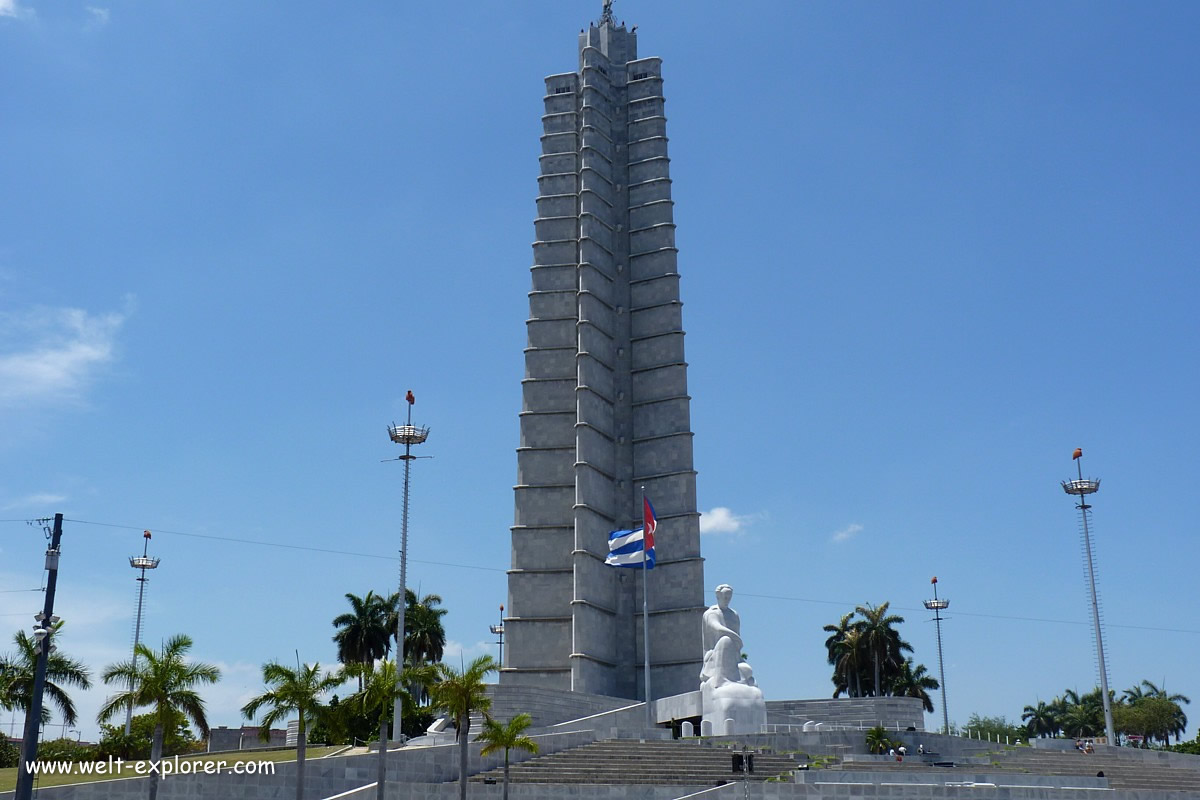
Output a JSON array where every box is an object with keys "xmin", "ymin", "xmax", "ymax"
[
  {"xmin": 1062, "ymin": 448, "xmax": 1116, "ymax": 745},
  {"xmin": 387, "ymin": 390, "xmax": 430, "ymax": 742},
  {"xmin": 923, "ymin": 577, "xmax": 951, "ymax": 735},
  {"xmin": 15, "ymin": 513, "xmax": 63, "ymax": 800},
  {"xmin": 489, "ymin": 605, "xmax": 505, "ymax": 669},
  {"xmin": 125, "ymin": 531, "xmax": 160, "ymax": 734}
]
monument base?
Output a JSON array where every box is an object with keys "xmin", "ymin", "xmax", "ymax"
[{"xmin": 702, "ymin": 680, "xmax": 766, "ymax": 735}]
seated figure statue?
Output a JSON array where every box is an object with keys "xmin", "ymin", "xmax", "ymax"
[{"xmin": 700, "ymin": 584, "xmax": 766, "ymax": 735}]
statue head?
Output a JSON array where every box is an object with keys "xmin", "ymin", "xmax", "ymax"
[{"xmin": 714, "ymin": 584, "xmax": 733, "ymax": 608}]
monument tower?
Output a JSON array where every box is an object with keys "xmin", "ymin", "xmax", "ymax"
[{"xmin": 504, "ymin": 3, "xmax": 705, "ymax": 701}]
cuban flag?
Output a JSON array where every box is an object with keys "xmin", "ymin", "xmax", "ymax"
[
  {"xmin": 605, "ymin": 496, "xmax": 658, "ymax": 569},
  {"xmin": 605, "ymin": 528, "xmax": 655, "ymax": 568},
  {"xmin": 642, "ymin": 496, "xmax": 657, "ymax": 551}
]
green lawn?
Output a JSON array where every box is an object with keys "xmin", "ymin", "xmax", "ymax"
[{"xmin": 0, "ymin": 746, "xmax": 346, "ymax": 792}]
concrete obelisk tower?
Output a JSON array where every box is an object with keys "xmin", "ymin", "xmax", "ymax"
[{"xmin": 505, "ymin": 3, "xmax": 705, "ymax": 701}]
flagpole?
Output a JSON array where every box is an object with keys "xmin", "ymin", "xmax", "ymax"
[{"xmin": 641, "ymin": 485, "xmax": 651, "ymax": 729}]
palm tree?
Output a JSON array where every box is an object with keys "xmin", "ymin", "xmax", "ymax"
[
  {"xmin": 1122, "ymin": 683, "xmax": 1148, "ymax": 704},
  {"xmin": 346, "ymin": 660, "xmax": 436, "ymax": 800},
  {"xmin": 865, "ymin": 725, "xmax": 893, "ymax": 755},
  {"xmin": 98, "ymin": 634, "xmax": 219, "ymax": 800},
  {"xmin": 854, "ymin": 602, "xmax": 911, "ymax": 697},
  {"xmin": 889, "ymin": 660, "xmax": 939, "ymax": 713},
  {"xmin": 1059, "ymin": 697, "xmax": 1102, "ymax": 738},
  {"xmin": 332, "ymin": 592, "xmax": 390, "ymax": 686},
  {"xmin": 1139, "ymin": 681, "xmax": 1190, "ymax": 743},
  {"xmin": 1021, "ymin": 701, "xmax": 1059, "ymax": 739},
  {"xmin": 823, "ymin": 613, "xmax": 855, "ymax": 667},
  {"xmin": 384, "ymin": 590, "xmax": 449, "ymax": 667},
  {"xmin": 0, "ymin": 624, "xmax": 91, "ymax": 728},
  {"xmin": 429, "ymin": 654, "xmax": 496, "ymax": 800},
  {"xmin": 242, "ymin": 661, "xmax": 343, "ymax": 800},
  {"xmin": 831, "ymin": 627, "xmax": 864, "ymax": 698},
  {"xmin": 0, "ymin": 665, "xmax": 12, "ymax": 712},
  {"xmin": 476, "ymin": 713, "xmax": 539, "ymax": 800},
  {"xmin": 406, "ymin": 591, "xmax": 449, "ymax": 666}
]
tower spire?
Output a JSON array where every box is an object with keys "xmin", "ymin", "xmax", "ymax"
[{"xmin": 599, "ymin": 0, "xmax": 615, "ymax": 27}]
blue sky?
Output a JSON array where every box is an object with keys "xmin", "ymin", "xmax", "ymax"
[{"xmin": 2, "ymin": 1, "xmax": 1198, "ymax": 741}]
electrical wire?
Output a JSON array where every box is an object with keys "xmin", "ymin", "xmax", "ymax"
[
  {"xmin": 2, "ymin": 518, "xmax": 1194, "ymax": 634},
  {"xmin": 62, "ymin": 518, "xmax": 506, "ymax": 573},
  {"xmin": 737, "ymin": 592, "xmax": 1200, "ymax": 636}
]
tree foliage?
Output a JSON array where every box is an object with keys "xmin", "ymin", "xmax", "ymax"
[
  {"xmin": 381, "ymin": 590, "xmax": 449, "ymax": 667},
  {"xmin": 476, "ymin": 713, "xmax": 539, "ymax": 800},
  {"xmin": 241, "ymin": 661, "xmax": 342, "ymax": 742},
  {"xmin": 822, "ymin": 604, "xmax": 935, "ymax": 708},
  {"xmin": 332, "ymin": 592, "xmax": 392, "ymax": 680},
  {"xmin": 333, "ymin": 589, "xmax": 449, "ymax": 696},
  {"xmin": 35, "ymin": 737, "xmax": 96, "ymax": 763},
  {"xmin": 1017, "ymin": 680, "xmax": 1190, "ymax": 746},
  {"xmin": 308, "ymin": 694, "xmax": 376, "ymax": 746},
  {"xmin": 98, "ymin": 634, "xmax": 220, "ymax": 739},
  {"xmin": 889, "ymin": 659, "xmax": 940, "ymax": 713},
  {"xmin": 0, "ymin": 732, "xmax": 21, "ymax": 768},
  {"xmin": 864, "ymin": 725, "xmax": 895, "ymax": 755},
  {"xmin": 1114, "ymin": 698, "xmax": 1178, "ymax": 746},
  {"xmin": 1169, "ymin": 732, "xmax": 1200, "ymax": 756},
  {"xmin": 429, "ymin": 655, "xmax": 496, "ymax": 800},
  {"xmin": 99, "ymin": 633, "xmax": 219, "ymax": 800},
  {"xmin": 96, "ymin": 711, "xmax": 200, "ymax": 760},
  {"xmin": 242, "ymin": 661, "xmax": 343, "ymax": 800},
  {"xmin": 965, "ymin": 713, "xmax": 1026, "ymax": 743},
  {"xmin": 0, "ymin": 623, "xmax": 92, "ymax": 725}
]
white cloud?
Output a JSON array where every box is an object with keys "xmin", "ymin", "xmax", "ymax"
[
  {"xmin": 194, "ymin": 660, "xmax": 272, "ymax": 729},
  {"xmin": 2, "ymin": 492, "xmax": 67, "ymax": 511},
  {"xmin": 0, "ymin": 581, "xmax": 277, "ymax": 739},
  {"xmin": 0, "ymin": 0, "xmax": 33, "ymax": 20},
  {"xmin": 700, "ymin": 507, "xmax": 752, "ymax": 536},
  {"xmin": 0, "ymin": 576, "xmax": 131, "ymax": 740},
  {"xmin": 441, "ymin": 639, "xmax": 495, "ymax": 668},
  {"xmin": 831, "ymin": 523, "xmax": 863, "ymax": 543},
  {"xmin": 85, "ymin": 6, "xmax": 110, "ymax": 29},
  {"xmin": 0, "ymin": 305, "xmax": 128, "ymax": 409}
]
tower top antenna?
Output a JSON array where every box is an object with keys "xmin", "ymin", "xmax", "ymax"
[{"xmin": 599, "ymin": 0, "xmax": 615, "ymax": 26}]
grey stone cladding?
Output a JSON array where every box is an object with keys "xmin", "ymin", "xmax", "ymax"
[
  {"xmin": 485, "ymin": 684, "xmax": 637, "ymax": 727},
  {"xmin": 765, "ymin": 697, "xmax": 926, "ymax": 731},
  {"xmin": 506, "ymin": 14, "xmax": 705, "ymax": 701}
]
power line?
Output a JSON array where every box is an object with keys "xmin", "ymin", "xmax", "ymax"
[
  {"xmin": 61, "ymin": 518, "xmax": 506, "ymax": 573},
  {"xmin": 738, "ymin": 592, "xmax": 1200, "ymax": 636},
  {"xmin": 3, "ymin": 519, "xmax": 1194, "ymax": 634}
]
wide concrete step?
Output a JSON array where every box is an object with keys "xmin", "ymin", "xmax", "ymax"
[
  {"xmin": 471, "ymin": 739, "xmax": 801, "ymax": 785},
  {"xmin": 839, "ymin": 755, "xmax": 1200, "ymax": 791}
]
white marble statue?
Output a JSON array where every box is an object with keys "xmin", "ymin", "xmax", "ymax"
[{"xmin": 700, "ymin": 584, "xmax": 766, "ymax": 735}]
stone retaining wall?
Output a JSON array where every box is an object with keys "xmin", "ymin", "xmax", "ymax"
[
  {"xmin": 486, "ymin": 684, "xmax": 637, "ymax": 727},
  {"xmin": 765, "ymin": 697, "xmax": 925, "ymax": 731},
  {"xmin": 0, "ymin": 728, "xmax": 602, "ymax": 800}
]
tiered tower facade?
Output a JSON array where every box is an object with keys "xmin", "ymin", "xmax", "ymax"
[{"xmin": 504, "ymin": 9, "xmax": 705, "ymax": 701}]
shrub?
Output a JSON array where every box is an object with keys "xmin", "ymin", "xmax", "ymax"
[
  {"xmin": 865, "ymin": 726, "xmax": 895, "ymax": 755},
  {"xmin": 0, "ymin": 732, "xmax": 19, "ymax": 768},
  {"xmin": 36, "ymin": 737, "xmax": 96, "ymax": 763},
  {"xmin": 95, "ymin": 711, "xmax": 199, "ymax": 760}
]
